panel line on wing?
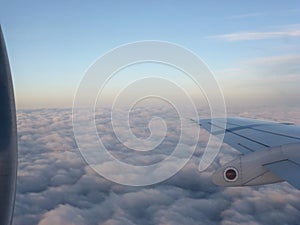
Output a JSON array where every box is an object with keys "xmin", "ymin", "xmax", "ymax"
[
  {"xmin": 208, "ymin": 121, "xmax": 270, "ymax": 148},
  {"xmin": 246, "ymin": 127, "xmax": 300, "ymax": 141},
  {"xmin": 227, "ymin": 121, "xmax": 300, "ymax": 141},
  {"xmin": 237, "ymin": 143, "xmax": 255, "ymax": 152},
  {"xmin": 263, "ymin": 159, "xmax": 289, "ymax": 166},
  {"xmin": 243, "ymin": 170, "xmax": 271, "ymax": 185}
]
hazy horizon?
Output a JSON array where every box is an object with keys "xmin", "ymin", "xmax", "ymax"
[{"xmin": 0, "ymin": 1, "xmax": 299, "ymax": 109}]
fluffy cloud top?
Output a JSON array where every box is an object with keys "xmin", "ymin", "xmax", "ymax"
[{"xmin": 14, "ymin": 107, "xmax": 300, "ymax": 225}]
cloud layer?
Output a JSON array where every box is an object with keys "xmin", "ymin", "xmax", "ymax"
[{"xmin": 14, "ymin": 107, "xmax": 300, "ymax": 225}]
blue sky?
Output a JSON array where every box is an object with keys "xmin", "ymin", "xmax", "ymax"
[{"xmin": 0, "ymin": 0, "xmax": 299, "ymax": 108}]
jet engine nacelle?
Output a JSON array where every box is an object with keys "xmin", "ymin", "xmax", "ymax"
[{"xmin": 212, "ymin": 144, "xmax": 300, "ymax": 187}]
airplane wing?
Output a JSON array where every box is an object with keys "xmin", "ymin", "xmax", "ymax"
[
  {"xmin": 200, "ymin": 117, "xmax": 300, "ymax": 154},
  {"xmin": 199, "ymin": 117, "xmax": 300, "ymax": 189},
  {"xmin": 0, "ymin": 26, "xmax": 18, "ymax": 225},
  {"xmin": 264, "ymin": 160, "xmax": 300, "ymax": 190}
]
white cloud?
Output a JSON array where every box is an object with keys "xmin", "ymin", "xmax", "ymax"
[
  {"xmin": 207, "ymin": 24, "xmax": 300, "ymax": 41},
  {"xmin": 13, "ymin": 107, "xmax": 300, "ymax": 225},
  {"xmin": 227, "ymin": 12, "xmax": 267, "ymax": 19}
]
